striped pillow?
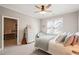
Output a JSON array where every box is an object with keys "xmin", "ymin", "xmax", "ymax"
[{"xmin": 64, "ymin": 35, "xmax": 74, "ymax": 47}]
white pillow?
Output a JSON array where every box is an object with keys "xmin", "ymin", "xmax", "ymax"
[
  {"xmin": 75, "ymin": 32, "xmax": 79, "ymax": 36},
  {"xmin": 55, "ymin": 33, "xmax": 67, "ymax": 43},
  {"xmin": 52, "ymin": 34, "xmax": 60, "ymax": 43}
]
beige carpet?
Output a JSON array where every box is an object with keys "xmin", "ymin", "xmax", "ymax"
[{"xmin": 0, "ymin": 42, "xmax": 50, "ymax": 55}]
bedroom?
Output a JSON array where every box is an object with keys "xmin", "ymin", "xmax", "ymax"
[{"xmin": 0, "ymin": 4, "xmax": 79, "ymax": 55}]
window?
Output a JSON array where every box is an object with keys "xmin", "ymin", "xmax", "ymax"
[{"xmin": 47, "ymin": 18, "xmax": 63, "ymax": 34}]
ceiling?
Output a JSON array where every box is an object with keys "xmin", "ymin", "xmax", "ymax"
[{"xmin": 0, "ymin": 4, "xmax": 79, "ymax": 19}]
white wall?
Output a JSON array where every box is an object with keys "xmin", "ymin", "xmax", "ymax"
[
  {"xmin": 78, "ymin": 11, "xmax": 79, "ymax": 31},
  {"xmin": 62, "ymin": 12, "xmax": 78, "ymax": 32},
  {"xmin": 0, "ymin": 15, "xmax": 2, "ymax": 49},
  {"xmin": 40, "ymin": 19, "xmax": 47, "ymax": 32},
  {"xmin": 40, "ymin": 12, "xmax": 78, "ymax": 33},
  {"xmin": 0, "ymin": 6, "xmax": 40, "ymax": 44}
]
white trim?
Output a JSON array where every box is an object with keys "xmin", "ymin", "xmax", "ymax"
[
  {"xmin": 2, "ymin": 16, "xmax": 19, "ymax": 50},
  {"xmin": 2, "ymin": 16, "xmax": 4, "ymax": 50}
]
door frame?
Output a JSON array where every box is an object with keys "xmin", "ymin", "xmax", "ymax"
[{"xmin": 2, "ymin": 16, "xmax": 19, "ymax": 50}]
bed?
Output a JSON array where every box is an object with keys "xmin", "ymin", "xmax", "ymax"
[{"xmin": 35, "ymin": 32, "xmax": 79, "ymax": 55}]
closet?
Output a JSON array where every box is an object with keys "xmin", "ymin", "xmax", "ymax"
[{"xmin": 4, "ymin": 17, "xmax": 17, "ymax": 47}]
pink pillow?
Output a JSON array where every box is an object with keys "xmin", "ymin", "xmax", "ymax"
[
  {"xmin": 71, "ymin": 35, "xmax": 78, "ymax": 46},
  {"xmin": 64, "ymin": 36, "xmax": 74, "ymax": 47}
]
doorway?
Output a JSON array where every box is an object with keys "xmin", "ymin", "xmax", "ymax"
[{"xmin": 3, "ymin": 17, "xmax": 18, "ymax": 47}]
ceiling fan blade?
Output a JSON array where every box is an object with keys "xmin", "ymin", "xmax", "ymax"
[
  {"xmin": 46, "ymin": 4, "xmax": 52, "ymax": 9},
  {"xmin": 35, "ymin": 5, "xmax": 40, "ymax": 9}
]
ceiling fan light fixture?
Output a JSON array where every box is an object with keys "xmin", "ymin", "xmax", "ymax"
[
  {"xmin": 35, "ymin": 4, "xmax": 52, "ymax": 14},
  {"xmin": 39, "ymin": 11, "xmax": 47, "ymax": 14}
]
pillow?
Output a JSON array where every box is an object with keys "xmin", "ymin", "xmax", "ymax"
[
  {"xmin": 64, "ymin": 35, "xmax": 74, "ymax": 47},
  {"xmin": 75, "ymin": 32, "xmax": 79, "ymax": 36},
  {"xmin": 71, "ymin": 35, "xmax": 78, "ymax": 46},
  {"xmin": 64, "ymin": 33, "xmax": 74, "ymax": 43},
  {"xmin": 55, "ymin": 33, "xmax": 67, "ymax": 43},
  {"xmin": 61, "ymin": 33, "xmax": 67, "ymax": 42},
  {"xmin": 75, "ymin": 32, "xmax": 79, "ymax": 45},
  {"xmin": 77, "ymin": 36, "xmax": 79, "ymax": 45},
  {"xmin": 52, "ymin": 34, "xmax": 60, "ymax": 43}
]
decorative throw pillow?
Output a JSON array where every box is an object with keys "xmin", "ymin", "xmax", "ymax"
[
  {"xmin": 64, "ymin": 33, "xmax": 74, "ymax": 43},
  {"xmin": 71, "ymin": 35, "xmax": 78, "ymax": 46},
  {"xmin": 61, "ymin": 33, "xmax": 67, "ymax": 42},
  {"xmin": 77, "ymin": 36, "xmax": 79, "ymax": 45},
  {"xmin": 75, "ymin": 32, "xmax": 79, "ymax": 44},
  {"xmin": 64, "ymin": 35, "xmax": 74, "ymax": 47}
]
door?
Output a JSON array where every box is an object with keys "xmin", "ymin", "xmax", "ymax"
[{"xmin": 4, "ymin": 17, "xmax": 17, "ymax": 47}]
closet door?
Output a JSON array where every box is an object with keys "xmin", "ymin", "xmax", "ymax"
[{"xmin": 0, "ymin": 15, "xmax": 2, "ymax": 50}]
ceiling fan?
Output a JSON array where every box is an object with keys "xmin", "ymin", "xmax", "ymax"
[{"xmin": 35, "ymin": 4, "xmax": 52, "ymax": 14}]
